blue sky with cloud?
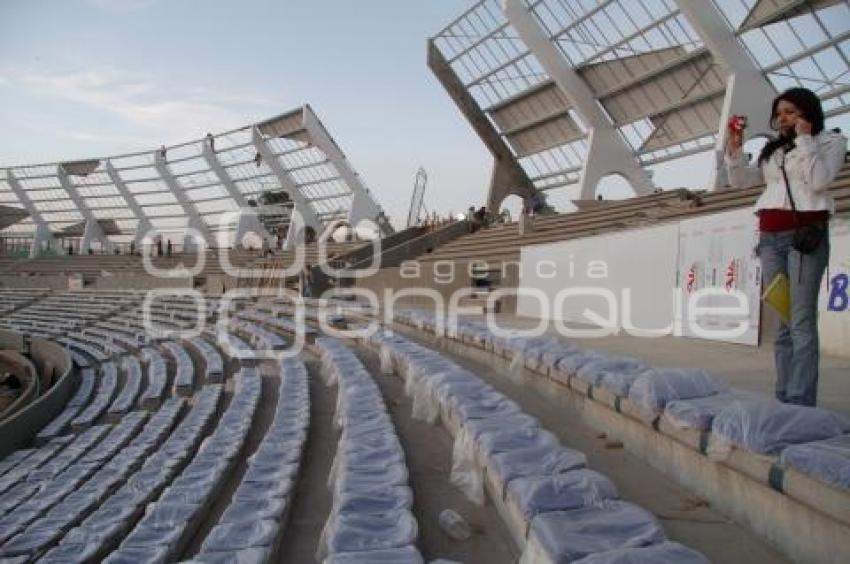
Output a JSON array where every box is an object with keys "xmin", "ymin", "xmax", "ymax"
[
  {"xmin": 2, "ymin": 0, "xmax": 846, "ymax": 227},
  {"xmin": 0, "ymin": 0, "xmax": 498, "ymax": 226}
]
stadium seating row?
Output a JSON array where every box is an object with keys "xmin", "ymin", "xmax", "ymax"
[
  {"xmin": 71, "ymin": 362, "xmax": 118, "ymax": 429},
  {"xmin": 0, "ymin": 414, "xmax": 147, "ymax": 556},
  {"xmin": 105, "ymin": 370, "xmax": 259, "ymax": 562},
  {"xmin": 162, "ymin": 342, "xmax": 195, "ymax": 396},
  {"xmin": 313, "ymin": 337, "xmax": 423, "ymax": 564},
  {"xmin": 195, "ymin": 358, "xmax": 310, "ymax": 562},
  {"xmin": 0, "ymin": 288, "xmax": 316, "ymax": 562},
  {"xmin": 108, "ymin": 356, "xmax": 143, "ymax": 418},
  {"xmin": 36, "ymin": 368, "xmax": 97, "ymax": 442},
  {"xmin": 364, "ymin": 328, "xmax": 709, "ymax": 563},
  {"xmin": 44, "ymin": 386, "xmax": 217, "ymax": 562},
  {"xmin": 391, "ymin": 310, "xmax": 850, "ymax": 527}
]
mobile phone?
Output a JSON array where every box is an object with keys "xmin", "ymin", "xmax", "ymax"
[{"xmin": 727, "ymin": 115, "xmax": 747, "ymax": 132}]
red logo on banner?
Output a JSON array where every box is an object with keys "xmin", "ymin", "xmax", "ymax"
[
  {"xmin": 686, "ymin": 264, "xmax": 697, "ymax": 293},
  {"xmin": 725, "ymin": 258, "xmax": 737, "ymax": 291}
]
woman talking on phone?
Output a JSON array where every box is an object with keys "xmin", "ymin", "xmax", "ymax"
[{"xmin": 726, "ymin": 87, "xmax": 846, "ymax": 406}]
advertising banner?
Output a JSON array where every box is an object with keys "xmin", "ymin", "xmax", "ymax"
[
  {"xmin": 820, "ymin": 217, "xmax": 850, "ymax": 357},
  {"xmin": 676, "ymin": 209, "xmax": 761, "ymax": 346}
]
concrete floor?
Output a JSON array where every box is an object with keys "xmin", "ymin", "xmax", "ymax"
[{"xmin": 463, "ymin": 313, "xmax": 850, "ymax": 417}]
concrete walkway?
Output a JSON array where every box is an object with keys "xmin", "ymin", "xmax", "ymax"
[{"xmin": 462, "ymin": 313, "xmax": 850, "ymax": 417}]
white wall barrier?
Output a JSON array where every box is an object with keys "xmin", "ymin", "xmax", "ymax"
[
  {"xmin": 518, "ymin": 210, "xmax": 850, "ymax": 356},
  {"xmin": 820, "ymin": 217, "xmax": 850, "ymax": 357},
  {"xmin": 676, "ymin": 209, "xmax": 760, "ymax": 346},
  {"xmin": 518, "ymin": 224, "xmax": 680, "ymax": 338}
]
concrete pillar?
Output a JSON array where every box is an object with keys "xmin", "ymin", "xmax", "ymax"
[
  {"xmin": 675, "ymin": 0, "xmax": 777, "ymax": 188},
  {"xmin": 201, "ymin": 142, "xmax": 271, "ymax": 244},
  {"xmin": 427, "ymin": 39, "xmax": 536, "ymax": 212},
  {"xmin": 153, "ymin": 151, "xmax": 215, "ymax": 250},
  {"xmin": 57, "ymin": 166, "xmax": 109, "ymax": 253},
  {"xmin": 251, "ymin": 126, "xmax": 322, "ymax": 234},
  {"xmin": 503, "ymin": 0, "xmax": 655, "ymax": 199},
  {"xmin": 6, "ymin": 171, "xmax": 54, "ymax": 258},
  {"xmin": 105, "ymin": 160, "xmax": 154, "ymax": 247},
  {"xmin": 300, "ymin": 105, "xmax": 393, "ymax": 235}
]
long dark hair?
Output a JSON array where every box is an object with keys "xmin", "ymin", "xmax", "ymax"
[{"xmin": 758, "ymin": 87, "xmax": 825, "ymax": 165}]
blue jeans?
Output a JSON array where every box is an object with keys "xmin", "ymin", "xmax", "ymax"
[{"xmin": 757, "ymin": 229, "xmax": 829, "ymax": 406}]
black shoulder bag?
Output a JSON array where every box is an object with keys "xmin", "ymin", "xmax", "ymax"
[{"xmin": 779, "ymin": 153, "xmax": 827, "ymax": 255}]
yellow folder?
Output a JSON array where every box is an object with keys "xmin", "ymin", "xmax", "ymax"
[{"xmin": 761, "ymin": 272, "xmax": 790, "ymax": 325}]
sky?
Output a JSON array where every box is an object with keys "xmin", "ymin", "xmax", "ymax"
[
  {"xmin": 0, "ymin": 0, "xmax": 847, "ymax": 230},
  {"xmin": 0, "ymin": 0, "xmax": 497, "ymax": 228}
]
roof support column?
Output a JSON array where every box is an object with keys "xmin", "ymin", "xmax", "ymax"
[
  {"xmin": 201, "ymin": 143, "xmax": 270, "ymax": 247},
  {"xmin": 251, "ymin": 126, "xmax": 321, "ymax": 246},
  {"xmin": 503, "ymin": 0, "xmax": 654, "ymax": 199},
  {"xmin": 675, "ymin": 0, "xmax": 777, "ymax": 189},
  {"xmin": 105, "ymin": 160, "xmax": 153, "ymax": 247},
  {"xmin": 7, "ymin": 171, "xmax": 54, "ymax": 258},
  {"xmin": 427, "ymin": 40, "xmax": 536, "ymax": 214},
  {"xmin": 57, "ymin": 165, "xmax": 109, "ymax": 253},
  {"xmin": 153, "ymin": 152, "xmax": 215, "ymax": 251},
  {"xmin": 301, "ymin": 105, "xmax": 393, "ymax": 235}
]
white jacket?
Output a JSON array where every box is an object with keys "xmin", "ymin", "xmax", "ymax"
[{"xmin": 725, "ymin": 130, "xmax": 847, "ymax": 214}]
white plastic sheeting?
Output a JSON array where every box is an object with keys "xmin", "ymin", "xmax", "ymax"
[
  {"xmin": 36, "ymin": 368, "xmax": 96, "ymax": 441},
  {"xmin": 0, "ymin": 411, "xmax": 149, "ymax": 559},
  {"xmin": 489, "ymin": 444, "xmax": 587, "ymax": 498},
  {"xmin": 572, "ymin": 541, "xmax": 711, "ymax": 563},
  {"xmin": 38, "ymin": 389, "xmax": 213, "ymax": 562},
  {"xmin": 114, "ymin": 371, "xmax": 257, "ymax": 561},
  {"xmin": 708, "ymin": 399, "xmax": 849, "ymax": 458},
  {"xmin": 321, "ymin": 511, "xmax": 418, "ymax": 555},
  {"xmin": 108, "ymin": 356, "xmax": 143, "ymax": 415},
  {"xmin": 314, "ymin": 338, "xmax": 421, "ymax": 562},
  {"xmin": 373, "ymin": 319, "xmax": 714, "ymax": 563},
  {"xmin": 387, "ymin": 308, "xmax": 850, "ymax": 558},
  {"xmin": 139, "ymin": 348, "xmax": 168, "ymax": 407},
  {"xmin": 190, "ymin": 547, "xmax": 271, "ymax": 564},
  {"xmin": 575, "ymin": 358, "xmax": 648, "ymax": 389},
  {"xmin": 506, "ymin": 470, "xmax": 618, "ymax": 524},
  {"xmin": 323, "ymin": 545, "xmax": 425, "ymax": 563},
  {"xmin": 72, "ymin": 362, "xmax": 119, "ymax": 427},
  {"xmin": 519, "ymin": 502, "xmax": 666, "ymax": 564},
  {"xmin": 162, "ymin": 341, "xmax": 195, "ymax": 394},
  {"xmin": 0, "ymin": 424, "xmax": 113, "ymax": 547},
  {"xmin": 662, "ymin": 390, "xmax": 760, "ymax": 432},
  {"xmin": 186, "ymin": 336, "xmax": 224, "ymax": 383},
  {"xmin": 627, "ymin": 369, "xmax": 726, "ymax": 423},
  {"xmin": 197, "ymin": 358, "xmax": 310, "ymax": 561},
  {"xmin": 780, "ymin": 434, "xmax": 850, "ymax": 492}
]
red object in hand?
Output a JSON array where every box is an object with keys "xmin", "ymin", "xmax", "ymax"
[{"xmin": 727, "ymin": 115, "xmax": 747, "ymax": 132}]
